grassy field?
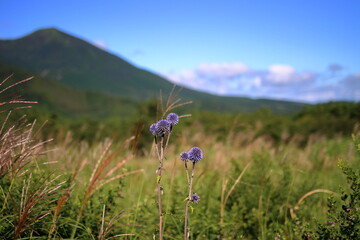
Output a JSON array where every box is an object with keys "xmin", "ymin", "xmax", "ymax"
[
  {"xmin": 1, "ymin": 112, "xmax": 359, "ymax": 239},
  {"xmin": 0, "ymin": 79, "xmax": 359, "ymax": 239}
]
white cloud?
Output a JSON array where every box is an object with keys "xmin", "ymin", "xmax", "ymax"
[
  {"xmin": 267, "ymin": 64, "xmax": 295, "ymax": 83},
  {"xmin": 93, "ymin": 40, "xmax": 107, "ymax": 50},
  {"xmin": 196, "ymin": 62, "xmax": 249, "ymax": 78},
  {"xmin": 164, "ymin": 62, "xmax": 360, "ymax": 102},
  {"xmin": 165, "ymin": 62, "xmax": 250, "ymax": 95},
  {"xmin": 253, "ymin": 77, "xmax": 262, "ymax": 88},
  {"xmin": 166, "ymin": 70, "xmax": 197, "ymax": 85}
]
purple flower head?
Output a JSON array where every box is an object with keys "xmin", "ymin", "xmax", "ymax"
[
  {"xmin": 188, "ymin": 147, "xmax": 203, "ymax": 163},
  {"xmin": 192, "ymin": 193, "xmax": 200, "ymax": 203},
  {"xmin": 180, "ymin": 152, "xmax": 189, "ymax": 161},
  {"xmin": 166, "ymin": 113, "xmax": 179, "ymax": 125},
  {"xmin": 155, "ymin": 119, "xmax": 171, "ymax": 135},
  {"xmin": 149, "ymin": 123, "xmax": 157, "ymax": 136}
]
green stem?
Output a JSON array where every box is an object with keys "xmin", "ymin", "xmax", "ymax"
[
  {"xmin": 1, "ymin": 177, "xmax": 15, "ymax": 211},
  {"xmin": 71, "ymin": 185, "xmax": 92, "ymax": 239}
]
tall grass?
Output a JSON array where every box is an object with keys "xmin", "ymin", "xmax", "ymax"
[
  {"xmin": 0, "ymin": 76, "xmax": 144, "ymax": 239},
  {"xmin": 0, "ymin": 75, "xmax": 358, "ymax": 239},
  {"xmin": 1, "ymin": 120, "xmax": 357, "ymax": 239},
  {"xmin": 0, "ymin": 75, "xmax": 60, "ymax": 239}
]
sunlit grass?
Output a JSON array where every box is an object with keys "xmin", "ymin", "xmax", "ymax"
[
  {"xmin": 1, "ymin": 76, "xmax": 359, "ymax": 239},
  {"xmin": 32, "ymin": 125, "xmax": 355, "ymax": 239}
]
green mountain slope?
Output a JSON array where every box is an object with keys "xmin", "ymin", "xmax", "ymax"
[
  {"xmin": 0, "ymin": 62, "xmax": 137, "ymax": 118},
  {"xmin": 0, "ymin": 28, "xmax": 175, "ymax": 100},
  {"xmin": 0, "ymin": 28, "xmax": 307, "ymax": 114}
]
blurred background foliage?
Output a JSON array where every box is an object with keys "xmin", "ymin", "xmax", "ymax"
[{"xmin": 7, "ymin": 99, "xmax": 359, "ymax": 152}]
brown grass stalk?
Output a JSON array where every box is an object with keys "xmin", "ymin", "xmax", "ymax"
[
  {"xmin": 0, "ymin": 75, "xmax": 37, "ymax": 112},
  {"xmin": 48, "ymin": 188, "xmax": 72, "ymax": 240},
  {"xmin": 71, "ymin": 140, "xmax": 143, "ymax": 239},
  {"xmin": 290, "ymin": 189, "xmax": 336, "ymax": 219},
  {"xmin": 0, "ymin": 76, "xmax": 33, "ymax": 95},
  {"xmin": 157, "ymin": 85, "xmax": 192, "ymax": 118},
  {"xmin": 220, "ymin": 177, "xmax": 228, "ymax": 227},
  {"xmin": 14, "ymin": 174, "xmax": 66, "ymax": 240},
  {"xmin": 0, "ymin": 117, "xmax": 51, "ymax": 179},
  {"xmin": 97, "ymin": 205, "xmax": 131, "ymax": 240},
  {"xmin": 103, "ymin": 158, "xmax": 127, "ymax": 178}
]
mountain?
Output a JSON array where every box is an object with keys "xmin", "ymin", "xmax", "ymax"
[
  {"xmin": 0, "ymin": 28, "xmax": 307, "ymax": 114},
  {"xmin": 0, "ymin": 62, "xmax": 138, "ymax": 118}
]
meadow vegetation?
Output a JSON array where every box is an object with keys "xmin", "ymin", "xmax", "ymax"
[{"xmin": 0, "ymin": 76, "xmax": 359, "ymax": 239}]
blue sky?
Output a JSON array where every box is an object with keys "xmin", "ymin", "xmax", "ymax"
[{"xmin": 0, "ymin": 0, "xmax": 359, "ymax": 102}]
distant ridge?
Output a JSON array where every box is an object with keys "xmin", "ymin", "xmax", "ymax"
[
  {"xmin": 0, "ymin": 61, "xmax": 138, "ymax": 118},
  {"xmin": 0, "ymin": 27, "xmax": 307, "ymax": 114}
]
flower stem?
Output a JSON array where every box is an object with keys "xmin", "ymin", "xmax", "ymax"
[
  {"xmin": 184, "ymin": 161, "xmax": 190, "ymax": 185},
  {"xmin": 184, "ymin": 162, "xmax": 195, "ymax": 240},
  {"xmin": 156, "ymin": 136, "xmax": 165, "ymax": 240}
]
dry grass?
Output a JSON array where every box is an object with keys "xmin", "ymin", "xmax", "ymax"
[
  {"xmin": 0, "ymin": 115, "xmax": 52, "ymax": 179},
  {"xmin": 0, "ymin": 75, "xmax": 47, "ymax": 179},
  {"xmin": 0, "ymin": 75, "xmax": 37, "ymax": 112},
  {"xmin": 14, "ymin": 173, "xmax": 66, "ymax": 240},
  {"xmin": 70, "ymin": 138, "xmax": 144, "ymax": 238},
  {"xmin": 290, "ymin": 189, "xmax": 337, "ymax": 219}
]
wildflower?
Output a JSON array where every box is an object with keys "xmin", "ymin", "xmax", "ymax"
[
  {"xmin": 192, "ymin": 193, "xmax": 200, "ymax": 203},
  {"xmin": 188, "ymin": 147, "xmax": 203, "ymax": 163},
  {"xmin": 180, "ymin": 152, "xmax": 189, "ymax": 161},
  {"xmin": 166, "ymin": 113, "xmax": 179, "ymax": 125},
  {"xmin": 150, "ymin": 123, "xmax": 157, "ymax": 135},
  {"xmin": 155, "ymin": 119, "xmax": 171, "ymax": 135}
]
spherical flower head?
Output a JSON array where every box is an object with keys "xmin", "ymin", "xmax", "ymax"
[
  {"xmin": 149, "ymin": 123, "xmax": 157, "ymax": 136},
  {"xmin": 188, "ymin": 147, "xmax": 203, "ymax": 163},
  {"xmin": 192, "ymin": 193, "xmax": 200, "ymax": 203},
  {"xmin": 180, "ymin": 152, "xmax": 189, "ymax": 161},
  {"xmin": 166, "ymin": 113, "xmax": 179, "ymax": 125},
  {"xmin": 155, "ymin": 119, "xmax": 171, "ymax": 135}
]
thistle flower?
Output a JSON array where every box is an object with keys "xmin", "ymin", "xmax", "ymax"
[
  {"xmin": 155, "ymin": 119, "xmax": 171, "ymax": 135},
  {"xmin": 188, "ymin": 147, "xmax": 203, "ymax": 163},
  {"xmin": 166, "ymin": 113, "xmax": 179, "ymax": 125},
  {"xmin": 180, "ymin": 152, "xmax": 189, "ymax": 161},
  {"xmin": 192, "ymin": 193, "xmax": 200, "ymax": 203},
  {"xmin": 150, "ymin": 123, "xmax": 157, "ymax": 135}
]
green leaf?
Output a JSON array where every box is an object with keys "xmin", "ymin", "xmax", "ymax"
[{"xmin": 190, "ymin": 205, "xmax": 194, "ymax": 214}]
